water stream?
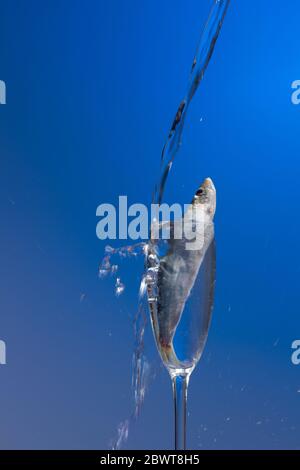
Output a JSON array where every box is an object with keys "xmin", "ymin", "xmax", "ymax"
[{"xmin": 99, "ymin": 0, "xmax": 231, "ymax": 449}]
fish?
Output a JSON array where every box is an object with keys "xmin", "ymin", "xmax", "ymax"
[{"xmin": 147, "ymin": 177, "xmax": 216, "ymax": 369}]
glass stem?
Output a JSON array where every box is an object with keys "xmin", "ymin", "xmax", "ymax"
[{"xmin": 172, "ymin": 373, "xmax": 189, "ymax": 450}]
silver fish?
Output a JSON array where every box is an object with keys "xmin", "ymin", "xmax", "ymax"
[{"xmin": 147, "ymin": 177, "xmax": 216, "ymax": 368}]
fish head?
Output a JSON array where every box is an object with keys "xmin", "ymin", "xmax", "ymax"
[{"xmin": 192, "ymin": 177, "xmax": 216, "ymax": 218}]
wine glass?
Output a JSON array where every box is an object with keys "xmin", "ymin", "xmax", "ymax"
[{"xmin": 146, "ymin": 178, "xmax": 216, "ymax": 449}]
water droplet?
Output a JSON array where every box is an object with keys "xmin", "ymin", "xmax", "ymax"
[
  {"xmin": 98, "ymin": 268, "xmax": 108, "ymax": 279},
  {"xmin": 115, "ymin": 278, "xmax": 125, "ymax": 296},
  {"xmin": 111, "ymin": 265, "xmax": 118, "ymax": 274}
]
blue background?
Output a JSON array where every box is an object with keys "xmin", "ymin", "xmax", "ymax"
[{"xmin": 0, "ymin": 0, "xmax": 300, "ymax": 449}]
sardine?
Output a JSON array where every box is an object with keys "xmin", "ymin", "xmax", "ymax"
[{"xmin": 147, "ymin": 177, "xmax": 216, "ymax": 369}]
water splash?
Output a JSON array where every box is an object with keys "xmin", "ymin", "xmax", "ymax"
[
  {"xmin": 115, "ymin": 278, "xmax": 125, "ymax": 297},
  {"xmin": 100, "ymin": 0, "xmax": 230, "ymax": 449},
  {"xmin": 99, "ymin": 242, "xmax": 152, "ymax": 449},
  {"xmin": 112, "ymin": 420, "xmax": 129, "ymax": 450},
  {"xmin": 109, "ymin": 254, "xmax": 155, "ymax": 450},
  {"xmin": 132, "ymin": 300, "xmax": 151, "ymax": 418},
  {"xmin": 98, "ymin": 243, "xmax": 146, "ymax": 291}
]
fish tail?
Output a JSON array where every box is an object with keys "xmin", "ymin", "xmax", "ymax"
[{"xmin": 160, "ymin": 343, "xmax": 182, "ymax": 369}]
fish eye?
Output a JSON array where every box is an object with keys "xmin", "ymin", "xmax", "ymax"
[{"xmin": 196, "ymin": 188, "xmax": 204, "ymax": 196}]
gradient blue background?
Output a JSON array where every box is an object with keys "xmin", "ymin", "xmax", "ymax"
[{"xmin": 1, "ymin": 0, "xmax": 300, "ymax": 449}]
